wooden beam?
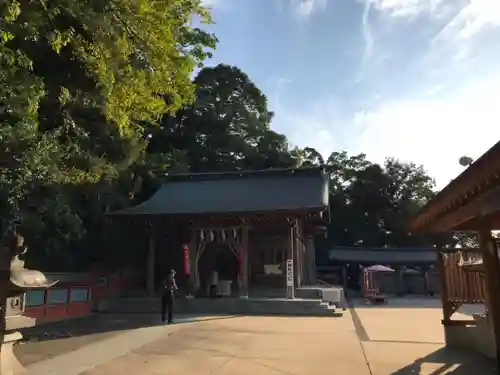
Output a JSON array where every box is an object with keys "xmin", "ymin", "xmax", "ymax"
[
  {"xmin": 419, "ymin": 186, "xmax": 500, "ymax": 233},
  {"xmin": 479, "ymin": 222, "xmax": 500, "ymax": 372}
]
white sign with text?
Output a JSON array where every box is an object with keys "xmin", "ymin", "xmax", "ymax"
[{"xmin": 286, "ymin": 259, "xmax": 294, "ymax": 287}]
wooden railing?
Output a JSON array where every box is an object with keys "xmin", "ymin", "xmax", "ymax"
[
  {"xmin": 25, "ymin": 284, "xmax": 93, "ymax": 323},
  {"xmin": 440, "ymin": 250, "xmax": 487, "ymax": 323},
  {"xmin": 443, "ymin": 251, "xmax": 487, "ymax": 304},
  {"xmin": 23, "ymin": 271, "xmax": 142, "ymax": 324}
]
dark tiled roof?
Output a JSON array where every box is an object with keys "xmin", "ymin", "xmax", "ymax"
[
  {"xmin": 328, "ymin": 247, "xmax": 437, "ymax": 263},
  {"xmin": 112, "ymin": 167, "xmax": 329, "ymax": 216}
]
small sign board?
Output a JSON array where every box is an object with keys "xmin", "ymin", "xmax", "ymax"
[{"xmin": 286, "ymin": 259, "xmax": 294, "ymax": 287}]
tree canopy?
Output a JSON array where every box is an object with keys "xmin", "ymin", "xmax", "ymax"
[{"xmin": 0, "ymin": 2, "xmax": 463, "ymax": 272}]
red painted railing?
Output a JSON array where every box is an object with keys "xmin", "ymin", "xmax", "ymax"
[
  {"xmin": 24, "ymin": 273, "xmax": 96, "ymax": 323},
  {"xmin": 24, "ymin": 271, "xmax": 142, "ymax": 324}
]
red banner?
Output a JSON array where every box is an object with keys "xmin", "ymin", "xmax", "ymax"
[{"xmin": 183, "ymin": 244, "xmax": 190, "ymax": 275}]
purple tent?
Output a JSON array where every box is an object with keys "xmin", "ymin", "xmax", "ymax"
[{"xmin": 365, "ymin": 265, "xmax": 395, "ymax": 272}]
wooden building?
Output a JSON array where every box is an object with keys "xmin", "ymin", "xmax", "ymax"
[
  {"xmin": 319, "ymin": 247, "xmax": 439, "ymax": 295},
  {"xmin": 409, "ymin": 140, "xmax": 500, "ymax": 372},
  {"xmin": 111, "ymin": 166, "xmax": 330, "ymax": 299}
]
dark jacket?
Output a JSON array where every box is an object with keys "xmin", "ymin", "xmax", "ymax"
[{"xmin": 163, "ymin": 274, "xmax": 178, "ymax": 293}]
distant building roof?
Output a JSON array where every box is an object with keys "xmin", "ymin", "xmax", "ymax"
[
  {"xmin": 111, "ymin": 166, "xmax": 329, "ymax": 217},
  {"xmin": 328, "ymin": 247, "xmax": 437, "ymax": 264}
]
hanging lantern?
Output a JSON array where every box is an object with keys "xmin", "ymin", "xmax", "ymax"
[
  {"xmin": 183, "ymin": 244, "xmax": 190, "ymax": 275},
  {"xmin": 209, "ymin": 230, "xmax": 215, "ymax": 242},
  {"xmin": 221, "ymin": 230, "xmax": 227, "ymax": 243},
  {"xmin": 199, "ymin": 230, "xmax": 205, "ymax": 242}
]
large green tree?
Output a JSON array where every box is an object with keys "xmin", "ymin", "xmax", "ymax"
[
  {"xmin": 318, "ymin": 152, "xmax": 439, "ymax": 251},
  {"xmin": 0, "ymin": 0, "xmax": 217, "ymax": 269},
  {"xmin": 148, "ymin": 64, "xmax": 297, "ymax": 172}
]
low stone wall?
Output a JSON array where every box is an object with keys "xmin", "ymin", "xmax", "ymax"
[{"xmin": 105, "ymin": 296, "xmax": 338, "ymax": 317}]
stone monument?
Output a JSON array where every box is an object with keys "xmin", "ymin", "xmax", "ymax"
[{"xmin": 0, "ymin": 230, "xmax": 57, "ymax": 375}]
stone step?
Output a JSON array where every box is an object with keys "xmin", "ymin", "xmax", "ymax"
[
  {"xmin": 103, "ymin": 297, "xmax": 339, "ymax": 317},
  {"xmin": 295, "ymin": 288, "xmax": 323, "ymax": 299}
]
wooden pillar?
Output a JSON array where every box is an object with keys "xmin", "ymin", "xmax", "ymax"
[
  {"xmin": 305, "ymin": 237, "xmax": 314, "ymax": 285},
  {"xmin": 295, "ymin": 221, "xmax": 302, "ymax": 288},
  {"xmin": 423, "ymin": 268, "xmax": 429, "ymax": 295},
  {"xmin": 308, "ymin": 241, "xmax": 315, "ymax": 285},
  {"xmin": 437, "ymin": 250, "xmax": 451, "ymax": 325},
  {"xmin": 147, "ymin": 228, "xmax": 155, "ymax": 296},
  {"xmin": 309, "ymin": 237, "xmax": 317, "ymax": 283},
  {"xmin": 241, "ymin": 223, "xmax": 249, "ymax": 298},
  {"xmin": 186, "ymin": 233, "xmax": 197, "ymax": 297},
  {"xmin": 299, "ymin": 236, "xmax": 307, "ymax": 286},
  {"xmin": 479, "ymin": 224, "xmax": 500, "ymax": 369},
  {"xmin": 342, "ymin": 265, "xmax": 348, "ymax": 290},
  {"xmin": 396, "ymin": 266, "xmax": 404, "ymax": 296}
]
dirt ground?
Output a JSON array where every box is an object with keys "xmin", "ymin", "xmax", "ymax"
[{"xmin": 17, "ymin": 298, "xmax": 497, "ymax": 375}]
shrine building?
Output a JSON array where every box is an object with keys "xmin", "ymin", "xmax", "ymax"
[{"xmin": 111, "ymin": 166, "xmax": 330, "ymax": 299}]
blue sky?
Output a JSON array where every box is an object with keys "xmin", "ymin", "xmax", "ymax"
[{"xmin": 201, "ymin": 0, "xmax": 500, "ymax": 188}]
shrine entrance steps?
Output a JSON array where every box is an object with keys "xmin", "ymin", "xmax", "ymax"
[{"xmin": 103, "ymin": 296, "xmax": 342, "ymax": 317}]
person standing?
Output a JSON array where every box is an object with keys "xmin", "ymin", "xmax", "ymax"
[{"xmin": 161, "ymin": 269, "xmax": 178, "ymax": 323}]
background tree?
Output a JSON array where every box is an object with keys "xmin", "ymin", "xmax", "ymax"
[
  {"xmin": 0, "ymin": 0, "xmax": 448, "ymax": 273},
  {"xmin": 0, "ymin": 0, "xmax": 217, "ymax": 269},
  {"xmin": 148, "ymin": 64, "xmax": 296, "ymax": 173}
]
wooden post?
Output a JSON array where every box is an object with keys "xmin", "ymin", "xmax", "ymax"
[
  {"xmin": 396, "ymin": 266, "xmax": 404, "ymax": 296},
  {"xmin": 479, "ymin": 224, "xmax": 500, "ymax": 370},
  {"xmin": 295, "ymin": 222, "xmax": 302, "ymax": 288},
  {"xmin": 342, "ymin": 266, "xmax": 348, "ymax": 290},
  {"xmin": 423, "ymin": 267, "xmax": 429, "ymax": 295},
  {"xmin": 188, "ymin": 232, "xmax": 198, "ymax": 296},
  {"xmin": 241, "ymin": 222, "xmax": 249, "ymax": 298},
  {"xmin": 310, "ymin": 237, "xmax": 316, "ymax": 283},
  {"xmin": 304, "ymin": 236, "xmax": 313, "ymax": 285},
  {"xmin": 437, "ymin": 250, "xmax": 451, "ymax": 325},
  {"xmin": 147, "ymin": 228, "xmax": 155, "ymax": 296}
]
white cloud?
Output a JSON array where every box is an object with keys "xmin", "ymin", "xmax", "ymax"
[
  {"xmin": 272, "ymin": 73, "xmax": 500, "ymax": 189},
  {"xmin": 269, "ymin": 0, "xmax": 500, "ymax": 189},
  {"xmin": 201, "ymin": 0, "xmax": 219, "ymax": 6},
  {"xmin": 351, "ymin": 74, "xmax": 500, "ymax": 188},
  {"xmin": 361, "ymin": 0, "xmax": 374, "ymax": 62},
  {"xmin": 360, "ymin": 1, "xmax": 500, "ymax": 65},
  {"xmin": 434, "ymin": 0, "xmax": 500, "ymax": 43},
  {"xmin": 287, "ymin": 0, "xmax": 328, "ymax": 18},
  {"xmin": 268, "ymin": 77, "xmax": 348, "ymax": 157},
  {"xmin": 369, "ymin": 0, "xmax": 445, "ymax": 18},
  {"xmin": 201, "ymin": 0, "xmax": 237, "ymax": 9}
]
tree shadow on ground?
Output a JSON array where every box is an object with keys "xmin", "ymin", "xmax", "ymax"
[
  {"xmin": 15, "ymin": 314, "xmax": 237, "ymax": 366},
  {"xmin": 390, "ymin": 347, "xmax": 496, "ymax": 374},
  {"xmin": 19, "ymin": 313, "xmax": 238, "ymax": 342}
]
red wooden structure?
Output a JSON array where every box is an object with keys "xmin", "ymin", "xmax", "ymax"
[
  {"xmin": 23, "ymin": 271, "xmax": 140, "ymax": 324},
  {"xmin": 24, "ymin": 273, "xmax": 95, "ymax": 323}
]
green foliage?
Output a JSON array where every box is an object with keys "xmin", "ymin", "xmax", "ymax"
[
  {"xmin": 0, "ymin": 0, "xmax": 216, "ymax": 269},
  {"xmin": 149, "ymin": 64, "xmax": 296, "ymax": 172},
  {"xmin": 0, "ymin": 0, "xmax": 446, "ymax": 272},
  {"xmin": 320, "ymin": 152, "xmax": 438, "ymax": 248},
  {"xmin": 0, "ymin": 0, "xmax": 217, "ymax": 133}
]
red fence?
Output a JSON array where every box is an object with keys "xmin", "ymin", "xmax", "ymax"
[
  {"xmin": 25, "ymin": 284, "xmax": 93, "ymax": 323},
  {"xmin": 24, "ymin": 271, "xmax": 141, "ymax": 324}
]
